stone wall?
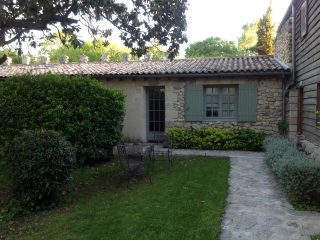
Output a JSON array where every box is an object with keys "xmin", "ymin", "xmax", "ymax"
[
  {"xmin": 166, "ymin": 78, "xmax": 283, "ymax": 135},
  {"xmin": 275, "ymin": 16, "xmax": 293, "ymax": 66},
  {"xmin": 300, "ymin": 139, "xmax": 320, "ymax": 162},
  {"xmin": 103, "ymin": 77, "xmax": 284, "ymax": 141}
]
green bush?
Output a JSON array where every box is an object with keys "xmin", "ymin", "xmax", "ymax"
[
  {"xmin": 6, "ymin": 130, "xmax": 76, "ymax": 209},
  {"xmin": 264, "ymin": 136, "xmax": 320, "ymax": 203},
  {"xmin": 166, "ymin": 127, "xmax": 266, "ymax": 151},
  {"xmin": 0, "ymin": 74, "xmax": 125, "ymax": 162}
]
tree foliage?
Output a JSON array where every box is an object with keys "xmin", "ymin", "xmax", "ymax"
[
  {"xmin": 256, "ymin": 5, "xmax": 274, "ymax": 55},
  {"xmin": 41, "ymin": 38, "xmax": 130, "ymax": 62},
  {"xmin": 0, "ymin": 48, "xmax": 21, "ymax": 64},
  {"xmin": 41, "ymin": 37, "xmax": 168, "ymax": 62},
  {"xmin": 238, "ymin": 21, "xmax": 259, "ymax": 56},
  {"xmin": 0, "ymin": 0, "xmax": 188, "ymax": 59},
  {"xmin": 185, "ymin": 37, "xmax": 239, "ymax": 58}
]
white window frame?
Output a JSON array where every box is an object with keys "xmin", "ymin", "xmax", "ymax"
[{"xmin": 204, "ymin": 85, "xmax": 238, "ymax": 120}]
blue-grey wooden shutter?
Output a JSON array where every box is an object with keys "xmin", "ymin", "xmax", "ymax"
[
  {"xmin": 185, "ymin": 84, "xmax": 204, "ymax": 121},
  {"xmin": 238, "ymin": 83, "xmax": 258, "ymax": 122}
]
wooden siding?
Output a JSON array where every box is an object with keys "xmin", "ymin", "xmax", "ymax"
[{"xmin": 294, "ymin": 0, "xmax": 320, "ymax": 144}]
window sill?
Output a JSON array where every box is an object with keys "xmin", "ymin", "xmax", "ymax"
[{"xmin": 202, "ymin": 118, "xmax": 237, "ymax": 122}]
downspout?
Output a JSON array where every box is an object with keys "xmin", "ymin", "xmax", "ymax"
[{"xmin": 283, "ymin": 4, "xmax": 296, "ymax": 122}]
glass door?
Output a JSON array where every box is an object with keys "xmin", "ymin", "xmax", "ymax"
[{"xmin": 147, "ymin": 87, "xmax": 165, "ymax": 142}]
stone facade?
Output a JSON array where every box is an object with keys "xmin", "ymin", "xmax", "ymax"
[
  {"xmin": 166, "ymin": 78, "xmax": 283, "ymax": 135},
  {"xmin": 103, "ymin": 77, "xmax": 283, "ymax": 141},
  {"xmin": 275, "ymin": 16, "xmax": 292, "ymax": 66}
]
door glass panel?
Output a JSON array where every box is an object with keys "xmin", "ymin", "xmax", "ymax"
[{"xmin": 148, "ymin": 87, "xmax": 165, "ymax": 141}]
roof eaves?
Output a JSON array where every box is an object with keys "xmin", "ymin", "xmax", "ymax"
[{"xmin": 94, "ymin": 70, "xmax": 291, "ymax": 79}]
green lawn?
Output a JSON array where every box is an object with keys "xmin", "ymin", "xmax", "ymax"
[
  {"xmin": 2, "ymin": 156, "xmax": 230, "ymax": 240},
  {"xmin": 312, "ymin": 235, "xmax": 320, "ymax": 240}
]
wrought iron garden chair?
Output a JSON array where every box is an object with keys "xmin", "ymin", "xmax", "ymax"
[
  {"xmin": 116, "ymin": 142, "xmax": 151, "ymax": 185},
  {"xmin": 150, "ymin": 137, "xmax": 173, "ymax": 167}
]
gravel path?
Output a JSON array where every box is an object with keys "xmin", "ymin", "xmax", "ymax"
[{"xmin": 171, "ymin": 149, "xmax": 320, "ymax": 240}]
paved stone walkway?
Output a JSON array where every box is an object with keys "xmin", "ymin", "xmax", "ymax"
[{"xmin": 172, "ymin": 149, "xmax": 320, "ymax": 240}]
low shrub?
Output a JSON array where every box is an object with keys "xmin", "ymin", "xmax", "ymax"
[
  {"xmin": 5, "ymin": 130, "xmax": 76, "ymax": 209},
  {"xmin": 166, "ymin": 127, "xmax": 266, "ymax": 151},
  {"xmin": 0, "ymin": 74, "xmax": 125, "ymax": 162},
  {"xmin": 264, "ymin": 136, "xmax": 320, "ymax": 204}
]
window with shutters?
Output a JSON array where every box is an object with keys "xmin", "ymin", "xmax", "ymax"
[
  {"xmin": 301, "ymin": 1, "xmax": 308, "ymax": 38},
  {"xmin": 185, "ymin": 83, "xmax": 257, "ymax": 122},
  {"xmin": 204, "ymin": 86, "xmax": 237, "ymax": 119}
]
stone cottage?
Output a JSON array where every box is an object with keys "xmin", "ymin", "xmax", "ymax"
[{"xmin": 0, "ymin": 55, "xmax": 290, "ymax": 142}]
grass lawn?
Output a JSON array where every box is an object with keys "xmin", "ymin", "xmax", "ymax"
[
  {"xmin": 312, "ymin": 236, "xmax": 320, "ymax": 240},
  {"xmin": 2, "ymin": 156, "xmax": 230, "ymax": 240}
]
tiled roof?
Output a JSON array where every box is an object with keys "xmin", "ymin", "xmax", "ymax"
[{"xmin": 0, "ymin": 56, "xmax": 290, "ymax": 78}]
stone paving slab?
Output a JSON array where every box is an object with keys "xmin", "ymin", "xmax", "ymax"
[{"xmin": 170, "ymin": 149, "xmax": 320, "ymax": 240}]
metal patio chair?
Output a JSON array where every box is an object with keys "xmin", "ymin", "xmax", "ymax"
[
  {"xmin": 116, "ymin": 142, "xmax": 151, "ymax": 185},
  {"xmin": 150, "ymin": 137, "xmax": 173, "ymax": 167}
]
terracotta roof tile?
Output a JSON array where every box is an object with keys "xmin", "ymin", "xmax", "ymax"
[{"xmin": 0, "ymin": 56, "xmax": 290, "ymax": 78}]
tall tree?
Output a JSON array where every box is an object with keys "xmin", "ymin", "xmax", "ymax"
[
  {"xmin": 0, "ymin": 0, "xmax": 188, "ymax": 59},
  {"xmin": 256, "ymin": 4, "xmax": 275, "ymax": 55},
  {"xmin": 185, "ymin": 37, "xmax": 239, "ymax": 58},
  {"xmin": 238, "ymin": 21, "xmax": 259, "ymax": 56}
]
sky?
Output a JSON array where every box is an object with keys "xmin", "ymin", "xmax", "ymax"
[
  {"xmin": 106, "ymin": 0, "xmax": 292, "ymax": 56},
  {"xmin": 179, "ymin": 0, "xmax": 292, "ymax": 54}
]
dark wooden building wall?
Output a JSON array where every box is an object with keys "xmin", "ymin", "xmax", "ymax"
[{"xmin": 294, "ymin": 0, "xmax": 320, "ymax": 144}]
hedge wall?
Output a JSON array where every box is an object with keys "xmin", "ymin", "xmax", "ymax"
[
  {"xmin": 0, "ymin": 74, "xmax": 125, "ymax": 162},
  {"xmin": 166, "ymin": 127, "xmax": 266, "ymax": 151}
]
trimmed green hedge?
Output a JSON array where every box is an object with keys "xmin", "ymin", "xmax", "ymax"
[
  {"xmin": 264, "ymin": 136, "xmax": 320, "ymax": 204},
  {"xmin": 166, "ymin": 128, "xmax": 266, "ymax": 151},
  {"xmin": 0, "ymin": 74, "xmax": 125, "ymax": 162},
  {"xmin": 6, "ymin": 130, "xmax": 76, "ymax": 209}
]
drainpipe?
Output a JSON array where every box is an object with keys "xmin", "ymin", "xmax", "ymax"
[{"xmin": 283, "ymin": 4, "xmax": 296, "ymax": 123}]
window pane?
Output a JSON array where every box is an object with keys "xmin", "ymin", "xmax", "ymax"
[
  {"xmin": 160, "ymin": 122, "xmax": 165, "ymax": 132},
  {"xmin": 222, "ymin": 95, "xmax": 229, "ymax": 104},
  {"xmin": 149, "ymin": 122, "xmax": 154, "ymax": 131},
  {"xmin": 212, "ymin": 95, "xmax": 219, "ymax": 103},
  {"xmin": 212, "ymin": 103, "xmax": 219, "ymax": 108},
  {"xmin": 206, "ymin": 110, "xmax": 212, "ymax": 117},
  {"xmin": 154, "ymin": 102, "xmax": 159, "ymax": 110},
  {"xmin": 160, "ymin": 111, "xmax": 165, "ymax": 122},
  {"xmin": 160, "ymin": 100, "xmax": 165, "ymax": 110},
  {"xmin": 206, "ymin": 95, "xmax": 213, "ymax": 103},
  {"xmin": 229, "ymin": 88, "xmax": 236, "ymax": 95},
  {"xmin": 149, "ymin": 100, "xmax": 154, "ymax": 110},
  {"xmin": 222, "ymin": 110, "xmax": 229, "ymax": 117},
  {"xmin": 222, "ymin": 88, "xmax": 229, "ymax": 94},
  {"xmin": 212, "ymin": 109, "xmax": 219, "ymax": 117},
  {"xmin": 155, "ymin": 111, "xmax": 160, "ymax": 120},
  {"xmin": 212, "ymin": 88, "xmax": 219, "ymax": 95},
  {"xmin": 222, "ymin": 104, "xmax": 229, "ymax": 110},
  {"xmin": 149, "ymin": 111, "xmax": 154, "ymax": 121},
  {"xmin": 205, "ymin": 86, "xmax": 237, "ymax": 119},
  {"xmin": 155, "ymin": 122, "xmax": 161, "ymax": 131}
]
